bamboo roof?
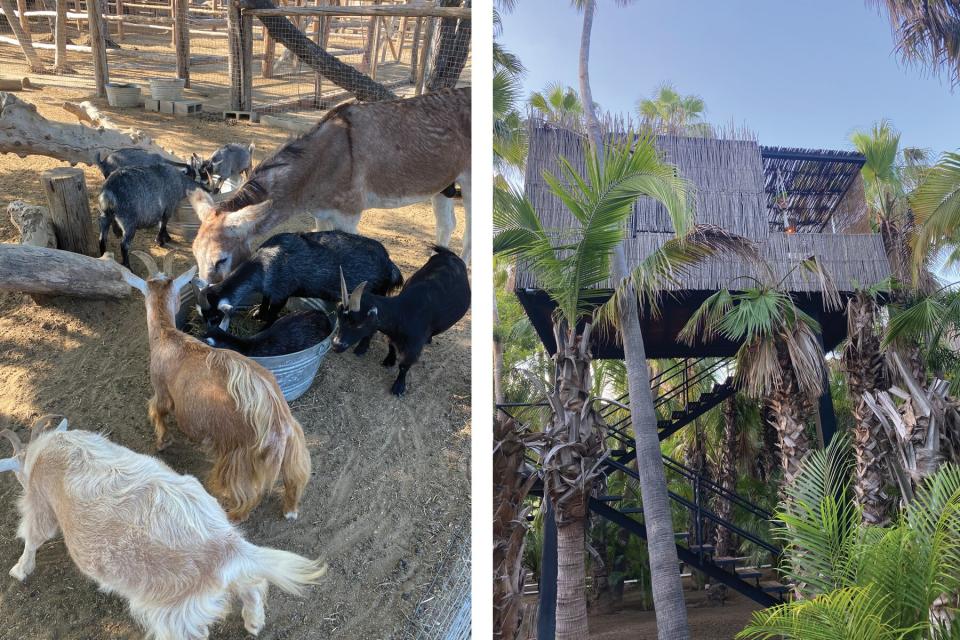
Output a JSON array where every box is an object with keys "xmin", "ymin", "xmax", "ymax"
[{"xmin": 516, "ymin": 123, "xmax": 889, "ymax": 295}]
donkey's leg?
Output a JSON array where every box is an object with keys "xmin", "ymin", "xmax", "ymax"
[
  {"xmin": 457, "ymin": 171, "xmax": 471, "ymax": 264},
  {"xmin": 432, "ymin": 192, "xmax": 456, "ymax": 248}
]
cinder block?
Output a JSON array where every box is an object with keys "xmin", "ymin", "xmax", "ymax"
[
  {"xmin": 159, "ymin": 100, "xmax": 176, "ymax": 114},
  {"xmin": 224, "ymin": 110, "xmax": 259, "ymax": 123},
  {"xmin": 144, "ymin": 98, "xmax": 160, "ymax": 112},
  {"xmin": 173, "ymin": 100, "xmax": 203, "ymax": 115}
]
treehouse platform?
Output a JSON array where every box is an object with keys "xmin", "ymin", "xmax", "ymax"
[{"xmin": 515, "ymin": 124, "xmax": 891, "ymax": 359}]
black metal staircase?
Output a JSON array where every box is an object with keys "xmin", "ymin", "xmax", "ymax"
[{"xmin": 499, "ymin": 357, "xmax": 794, "ymax": 608}]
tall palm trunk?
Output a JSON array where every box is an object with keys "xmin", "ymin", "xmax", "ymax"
[
  {"xmin": 766, "ymin": 347, "xmax": 815, "ymax": 487},
  {"xmin": 713, "ymin": 397, "xmax": 738, "ymax": 557},
  {"xmin": 841, "ymin": 292, "xmax": 891, "ymax": 526},
  {"xmin": 541, "ymin": 322, "xmax": 605, "ymax": 640},
  {"xmin": 578, "ymin": 1, "xmax": 690, "ymax": 637}
]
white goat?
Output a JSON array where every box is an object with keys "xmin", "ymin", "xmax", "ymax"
[{"xmin": 0, "ymin": 416, "xmax": 326, "ymax": 640}]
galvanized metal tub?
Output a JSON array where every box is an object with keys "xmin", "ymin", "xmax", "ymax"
[
  {"xmin": 168, "ymin": 192, "xmax": 228, "ymax": 243},
  {"xmin": 248, "ymin": 298, "xmax": 335, "ymax": 402},
  {"xmin": 175, "ymin": 284, "xmax": 196, "ymax": 330}
]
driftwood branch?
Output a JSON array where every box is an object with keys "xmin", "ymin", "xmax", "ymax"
[
  {"xmin": 0, "ymin": 244, "xmax": 132, "ymax": 299},
  {"xmin": 0, "ymin": 92, "xmax": 178, "ymax": 165}
]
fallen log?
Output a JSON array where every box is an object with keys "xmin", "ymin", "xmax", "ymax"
[
  {"xmin": 0, "ymin": 243, "xmax": 131, "ymax": 299},
  {"xmin": 0, "ymin": 92, "xmax": 178, "ymax": 165}
]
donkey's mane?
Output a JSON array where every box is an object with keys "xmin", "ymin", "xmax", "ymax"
[{"xmin": 217, "ymin": 100, "xmax": 357, "ymax": 213}]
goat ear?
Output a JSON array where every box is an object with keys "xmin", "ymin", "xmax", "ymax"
[
  {"xmin": 190, "ymin": 189, "xmax": 217, "ymax": 222},
  {"xmin": 348, "ymin": 281, "xmax": 367, "ymax": 312},
  {"xmin": 225, "ymin": 200, "xmax": 273, "ymax": 236},
  {"xmin": 0, "ymin": 458, "xmax": 21, "ymax": 474},
  {"xmin": 172, "ymin": 265, "xmax": 198, "ymax": 296},
  {"xmin": 118, "ymin": 265, "xmax": 148, "ymax": 296}
]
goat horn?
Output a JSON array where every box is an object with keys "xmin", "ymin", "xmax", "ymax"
[
  {"xmin": 348, "ymin": 281, "xmax": 367, "ymax": 312},
  {"xmin": 162, "ymin": 251, "xmax": 176, "ymax": 277},
  {"xmin": 339, "ymin": 267, "xmax": 349, "ymax": 305},
  {"xmin": 0, "ymin": 429, "xmax": 22, "ymax": 456},
  {"xmin": 30, "ymin": 414, "xmax": 66, "ymax": 442},
  {"xmin": 131, "ymin": 250, "xmax": 159, "ymax": 276}
]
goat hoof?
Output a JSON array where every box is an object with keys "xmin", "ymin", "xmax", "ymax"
[
  {"xmin": 381, "ymin": 358, "xmax": 395, "ymax": 368},
  {"xmin": 284, "ymin": 511, "xmax": 299, "ymax": 521},
  {"xmin": 353, "ymin": 345, "xmax": 369, "ymax": 356},
  {"xmin": 390, "ymin": 382, "xmax": 405, "ymax": 396},
  {"xmin": 244, "ymin": 619, "xmax": 264, "ymax": 636},
  {"xmin": 156, "ymin": 439, "xmax": 172, "ymax": 452},
  {"xmin": 9, "ymin": 564, "xmax": 28, "ymax": 582}
]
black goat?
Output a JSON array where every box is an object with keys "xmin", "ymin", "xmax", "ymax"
[
  {"xmin": 202, "ymin": 309, "xmax": 332, "ymax": 357},
  {"xmin": 95, "ymin": 148, "xmax": 198, "ymax": 180},
  {"xmin": 97, "ymin": 163, "xmax": 204, "ymax": 268},
  {"xmin": 331, "ymin": 245, "xmax": 469, "ymax": 396},
  {"xmin": 197, "ymin": 231, "xmax": 403, "ymax": 355}
]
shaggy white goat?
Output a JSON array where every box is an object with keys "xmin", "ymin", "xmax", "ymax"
[{"xmin": 0, "ymin": 416, "xmax": 325, "ymax": 640}]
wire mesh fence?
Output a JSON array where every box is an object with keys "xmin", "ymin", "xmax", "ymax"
[
  {"xmin": 0, "ymin": 0, "xmax": 469, "ymax": 115},
  {"xmin": 402, "ymin": 528, "xmax": 471, "ymax": 640}
]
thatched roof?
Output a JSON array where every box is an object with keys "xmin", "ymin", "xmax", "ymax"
[{"xmin": 516, "ymin": 123, "xmax": 889, "ymax": 295}]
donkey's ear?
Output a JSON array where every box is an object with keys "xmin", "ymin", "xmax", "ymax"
[
  {"xmin": 189, "ymin": 189, "xmax": 218, "ymax": 222},
  {"xmin": 225, "ymin": 200, "xmax": 273, "ymax": 236}
]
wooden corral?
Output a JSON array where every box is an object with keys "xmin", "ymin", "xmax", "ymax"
[
  {"xmin": 515, "ymin": 123, "xmax": 891, "ymax": 358},
  {"xmin": 0, "ymin": 0, "xmax": 471, "ymax": 116}
]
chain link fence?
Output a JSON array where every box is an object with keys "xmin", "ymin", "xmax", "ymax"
[{"xmin": 403, "ymin": 528, "xmax": 471, "ymax": 640}]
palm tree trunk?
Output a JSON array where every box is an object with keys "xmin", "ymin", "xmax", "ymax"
[
  {"xmin": 713, "ymin": 397, "xmax": 738, "ymax": 557},
  {"xmin": 578, "ymin": 0, "xmax": 689, "ymax": 636},
  {"xmin": 767, "ymin": 362, "xmax": 813, "ymax": 487},
  {"xmin": 841, "ymin": 292, "xmax": 891, "ymax": 526},
  {"xmin": 555, "ymin": 514, "xmax": 589, "ymax": 639},
  {"xmin": 494, "ymin": 289, "xmax": 505, "ymax": 405}
]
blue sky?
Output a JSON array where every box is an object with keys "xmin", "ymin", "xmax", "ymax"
[{"xmin": 499, "ymin": 0, "xmax": 959, "ymax": 157}]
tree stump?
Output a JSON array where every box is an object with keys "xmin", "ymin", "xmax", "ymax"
[{"xmin": 40, "ymin": 167, "xmax": 97, "ymax": 256}]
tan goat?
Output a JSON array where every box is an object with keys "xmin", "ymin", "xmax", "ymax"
[
  {"xmin": 0, "ymin": 416, "xmax": 325, "ymax": 640},
  {"xmin": 120, "ymin": 250, "xmax": 311, "ymax": 522}
]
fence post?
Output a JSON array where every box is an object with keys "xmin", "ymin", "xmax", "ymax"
[
  {"xmin": 173, "ymin": 0, "xmax": 190, "ymax": 86},
  {"xmin": 241, "ymin": 10, "xmax": 253, "ymax": 111},
  {"xmin": 86, "ymin": 0, "xmax": 109, "ymax": 97},
  {"xmin": 415, "ymin": 16, "xmax": 435, "ymax": 95}
]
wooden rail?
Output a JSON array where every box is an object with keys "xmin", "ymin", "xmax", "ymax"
[{"xmin": 242, "ymin": 5, "xmax": 471, "ymax": 20}]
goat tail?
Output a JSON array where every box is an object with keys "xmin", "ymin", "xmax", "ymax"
[
  {"xmin": 245, "ymin": 545, "xmax": 327, "ymax": 597},
  {"xmin": 431, "ymin": 244, "xmax": 458, "ymax": 257},
  {"xmin": 206, "ymin": 350, "xmax": 288, "ymax": 452},
  {"xmin": 98, "ymin": 189, "xmax": 118, "ymax": 216}
]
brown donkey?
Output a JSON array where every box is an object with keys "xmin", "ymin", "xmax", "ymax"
[
  {"xmin": 120, "ymin": 251, "xmax": 311, "ymax": 522},
  {"xmin": 189, "ymin": 87, "xmax": 472, "ymax": 284}
]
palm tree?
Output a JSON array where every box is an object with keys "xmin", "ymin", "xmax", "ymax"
[
  {"xmin": 680, "ymin": 259, "xmax": 837, "ymax": 487},
  {"xmin": 713, "ymin": 396, "xmax": 739, "ymax": 557},
  {"xmin": 637, "ymin": 84, "xmax": 713, "ymax": 137},
  {"xmin": 528, "ymin": 82, "xmax": 584, "ymax": 125},
  {"xmin": 495, "ymin": 131, "xmax": 748, "ymax": 639},
  {"xmin": 494, "ymin": 8, "xmax": 527, "ymax": 180},
  {"xmin": 850, "ymin": 121, "xmax": 933, "ymax": 384},
  {"xmin": 870, "ymin": 0, "xmax": 960, "ymax": 87},
  {"xmin": 575, "ymin": 1, "xmax": 704, "ymax": 637},
  {"xmin": 738, "ymin": 438, "xmax": 960, "ymax": 639},
  {"xmin": 911, "ymin": 151, "xmax": 960, "ymax": 272},
  {"xmin": 840, "ymin": 289, "xmax": 892, "ymax": 526}
]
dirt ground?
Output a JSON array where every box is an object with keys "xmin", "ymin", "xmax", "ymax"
[
  {"xmin": 588, "ymin": 588, "xmax": 761, "ymax": 640},
  {"xmin": 0, "ymin": 86, "xmax": 471, "ymax": 639}
]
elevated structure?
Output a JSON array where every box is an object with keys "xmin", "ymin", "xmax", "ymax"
[{"xmin": 515, "ymin": 124, "xmax": 890, "ymax": 359}]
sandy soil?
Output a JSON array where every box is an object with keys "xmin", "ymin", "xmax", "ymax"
[
  {"xmin": 0, "ymin": 86, "xmax": 471, "ymax": 639},
  {"xmin": 588, "ymin": 588, "xmax": 761, "ymax": 640}
]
